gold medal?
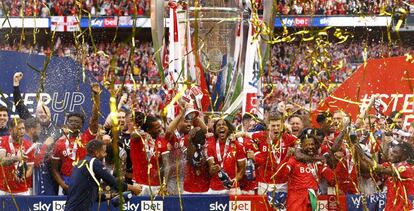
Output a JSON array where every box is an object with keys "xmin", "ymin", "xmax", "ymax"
[
  {"xmin": 196, "ymin": 169, "xmax": 201, "ymax": 176},
  {"xmin": 148, "ymin": 163, "xmax": 153, "ymax": 169}
]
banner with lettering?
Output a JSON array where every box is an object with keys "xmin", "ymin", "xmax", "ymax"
[
  {"xmin": 315, "ymin": 56, "xmax": 414, "ymax": 128},
  {"xmin": 0, "ymin": 51, "xmax": 110, "ymax": 127},
  {"xmin": 346, "ymin": 193, "xmax": 386, "ymax": 211},
  {"xmin": 0, "ymin": 194, "xmax": 391, "ymax": 211}
]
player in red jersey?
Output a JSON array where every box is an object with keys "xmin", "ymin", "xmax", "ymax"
[
  {"xmin": 274, "ymin": 134, "xmax": 335, "ymax": 211},
  {"xmin": 130, "ymin": 115, "xmax": 171, "ymax": 196},
  {"xmin": 0, "ymin": 118, "xmax": 35, "ymax": 195},
  {"xmin": 183, "ymin": 127, "xmax": 210, "ymax": 194},
  {"xmin": 207, "ymin": 118, "xmax": 246, "ymax": 194},
  {"xmin": 364, "ymin": 142, "xmax": 414, "ymax": 211},
  {"xmin": 328, "ymin": 126, "xmax": 360, "ymax": 195},
  {"xmin": 51, "ymin": 83, "xmax": 100, "ymax": 195},
  {"xmin": 237, "ymin": 134, "xmax": 259, "ymax": 195},
  {"xmin": 236, "ymin": 114, "xmax": 297, "ymax": 195},
  {"xmin": 165, "ymin": 102, "xmax": 208, "ymax": 194}
]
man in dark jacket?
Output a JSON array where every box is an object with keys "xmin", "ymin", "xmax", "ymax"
[
  {"xmin": 13, "ymin": 71, "xmax": 61, "ymax": 195},
  {"xmin": 13, "ymin": 72, "xmax": 60, "ymax": 141},
  {"xmin": 65, "ymin": 140, "xmax": 142, "ymax": 211}
]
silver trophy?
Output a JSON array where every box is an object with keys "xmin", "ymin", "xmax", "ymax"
[
  {"xmin": 187, "ymin": 0, "xmax": 242, "ymax": 74},
  {"xmin": 151, "ymin": 1, "xmax": 268, "ymax": 114}
]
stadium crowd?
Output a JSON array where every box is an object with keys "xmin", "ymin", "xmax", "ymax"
[
  {"xmin": 1, "ymin": 38, "xmax": 412, "ymax": 117},
  {"xmin": 0, "ymin": 39, "xmax": 414, "ymax": 210},
  {"xmin": 0, "ymin": 0, "xmax": 151, "ymax": 17},
  {"xmin": 2, "ymin": 68, "xmax": 414, "ymax": 210},
  {"xmin": 1, "ymin": 0, "xmax": 413, "ymax": 17}
]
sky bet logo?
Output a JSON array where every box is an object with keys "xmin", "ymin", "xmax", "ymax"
[
  {"xmin": 209, "ymin": 201, "xmax": 251, "ymax": 211},
  {"xmin": 121, "ymin": 200, "xmax": 164, "ymax": 211}
]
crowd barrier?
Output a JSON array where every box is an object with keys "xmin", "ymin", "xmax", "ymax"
[{"xmin": 0, "ymin": 193, "xmax": 387, "ymax": 211}]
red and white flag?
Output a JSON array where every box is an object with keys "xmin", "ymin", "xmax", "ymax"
[{"xmin": 50, "ymin": 16, "xmax": 80, "ymax": 32}]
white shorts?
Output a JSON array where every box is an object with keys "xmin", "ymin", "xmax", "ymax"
[
  {"xmin": 0, "ymin": 190, "xmax": 31, "ymax": 196},
  {"xmin": 167, "ymin": 176, "xmax": 184, "ymax": 195},
  {"xmin": 138, "ymin": 184, "xmax": 161, "ymax": 196},
  {"xmin": 182, "ymin": 191, "xmax": 208, "ymax": 195},
  {"xmin": 258, "ymin": 182, "xmax": 287, "ymax": 195},
  {"xmin": 207, "ymin": 188, "xmax": 241, "ymax": 195}
]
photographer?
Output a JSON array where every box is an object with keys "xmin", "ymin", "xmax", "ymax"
[{"xmin": 65, "ymin": 140, "xmax": 142, "ymax": 211}]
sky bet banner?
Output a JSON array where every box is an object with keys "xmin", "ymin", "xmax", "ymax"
[
  {"xmin": 274, "ymin": 16, "xmax": 391, "ymax": 27},
  {"xmin": 0, "ymin": 51, "xmax": 110, "ymax": 127},
  {"xmin": 79, "ymin": 16, "xmax": 153, "ymax": 28},
  {"xmin": 0, "ymin": 194, "xmax": 387, "ymax": 211}
]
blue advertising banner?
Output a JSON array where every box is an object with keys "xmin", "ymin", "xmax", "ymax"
[
  {"xmin": 346, "ymin": 193, "xmax": 386, "ymax": 211},
  {"xmin": 274, "ymin": 16, "xmax": 391, "ymax": 27},
  {"xmin": 78, "ymin": 17, "xmax": 152, "ymax": 28},
  {"xmin": 0, "ymin": 51, "xmax": 110, "ymax": 127},
  {"xmin": 0, "ymin": 193, "xmax": 392, "ymax": 211},
  {"xmin": 0, "ymin": 195, "xmax": 231, "ymax": 211},
  {"xmin": 80, "ymin": 17, "xmax": 104, "ymax": 28}
]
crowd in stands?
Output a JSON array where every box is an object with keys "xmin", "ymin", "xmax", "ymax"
[
  {"xmin": 264, "ymin": 41, "xmax": 412, "ymax": 112},
  {"xmin": 1, "ymin": 27, "xmax": 414, "ymax": 211},
  {"xmin": 0, "ymin": 40, "xmax": 159, "ymax": 84},
  {"xmin": 1, "ymin": 38, "xmax": 413, "ymax": 115},
  {"xmin": 0, "ymin": 0, "xmax": 151, "ymax": 17},
  {"xmin": 1, "ymin": 0, "xmax": 413, "ymax": 17},
  {"xmin": 276, "ymin": 0, "xmax": 414, "ymax": 15}
]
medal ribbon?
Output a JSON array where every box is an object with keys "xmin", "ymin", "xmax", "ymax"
[
  {"xmin": 65, "ymin": 136, "xmax": 79, "ymax": 161},
  {"xmin": 216, "ymin": 138, "xmax": 230, "ymax": 168}
]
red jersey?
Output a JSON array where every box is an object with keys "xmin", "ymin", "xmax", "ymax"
[
  {"xmin": 207, "ymin": 137, "xmax": 246, "ymax": 190},
  {"xmin": 238, "ymin": 137, "xmax": 258, "ymax": 192},
  {"xmin": 279, "ymin": 157, "xmax": 335, "ymax": 211},
  {"xmin": 183, "ymin": 149, "xmax": 210, "ymax": 192},
  {"xmin": 130, "ymin": 135, "xmax": 170, "ymax": 186},
  {"xmin": 0, "ymin": 136, "xmax": 35, "ymax": 193},
  {"xmin": 383, "ymin": 162, "xmax": 414, "ymax": 211},
  {"xmin": 281, "ymin": 157, "xmax": 335, "ymax": 192},
  {"xmin": 253, "ymin": 131, "xmax": 297, "ymax": 183},
  {"xmin": 51, "ymin": 129, "xmax": 95, "ymax": 176},
  {"xmin": 183, "ymin": 134, "xmax": 210, "ymax": 193},
  {"xmin": 334, "ymin": 143, "xmax": 358, "ymax": 194},
  {"xmin": 320, "ymin": 132, "xmax": 340, "ymax": 156},
  {"xmin": 168, "ymin": 133, "xmax": 188, "ymax": 179}
]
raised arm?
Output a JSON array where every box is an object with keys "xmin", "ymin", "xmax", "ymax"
[
  {"xmin": 13, "ymin": 72, "xmax": 32, "ymax": 119},
  {"xmin": 89, "ymin": 83, "xmax": 101, "ymax": 134},
  {"xmin": 159, "ymin": 150, "xmax": 171, "ymax": 196},
  {"xmin": 165, "ymin": 107, "xmax": 184, "ymax": 141}
]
